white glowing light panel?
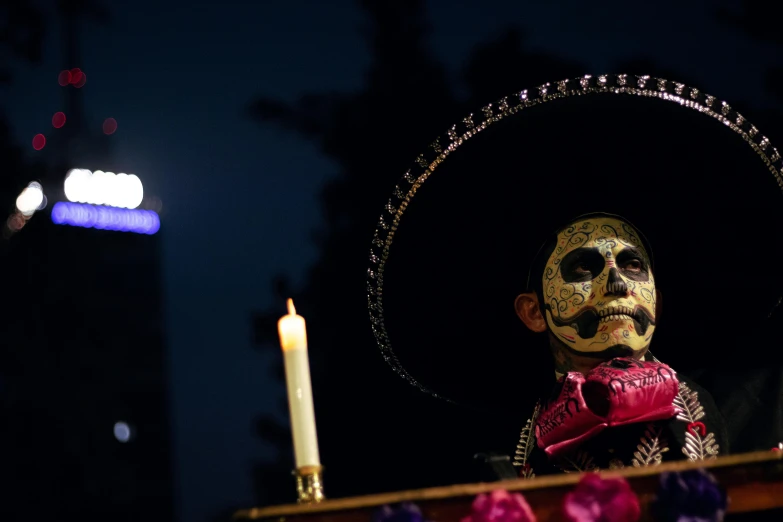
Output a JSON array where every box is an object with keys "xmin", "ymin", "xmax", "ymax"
[{"xmin": 64, "ymin": 168, "xmax": 144, "ymax": 209}]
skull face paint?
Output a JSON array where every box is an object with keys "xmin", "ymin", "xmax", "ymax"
[{"xmin": 542, "ymin": 216, "xmax": 656, "ymax": 357}]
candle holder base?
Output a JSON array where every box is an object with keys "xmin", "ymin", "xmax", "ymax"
[{"xmin": 293, "ymin": 465, "xmax": 325, "ymax": 504}]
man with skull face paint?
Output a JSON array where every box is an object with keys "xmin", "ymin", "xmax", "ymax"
[{"xmin": 511, "ymin": 213, "xmax": 727, "ymax": 476}]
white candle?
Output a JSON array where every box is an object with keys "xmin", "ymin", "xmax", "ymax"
[{"xmin": 278, "ymin": 299, "xmax": 321, "ymax": 469}]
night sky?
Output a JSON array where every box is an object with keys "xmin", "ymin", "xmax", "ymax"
[{"xmin": 5, "ymin": 1, "xmax": 778, "ymax": 521}]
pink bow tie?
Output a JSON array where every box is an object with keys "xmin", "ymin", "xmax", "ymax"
[{"xmin": 535, "ymin": 357, "xmax": 680, "ymax": 457}]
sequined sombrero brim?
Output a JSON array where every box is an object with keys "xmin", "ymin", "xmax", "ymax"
[{"xmin": 368, "ymin": 74, "xmax": 783, "ymax": 409}]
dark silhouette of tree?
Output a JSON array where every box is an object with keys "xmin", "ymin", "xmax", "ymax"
[
  {"xmin": 247, "ymin": 0, "xmax": 588, "ymax": 507},
  {"xmin": 715, "ymin": 1, "xmax": 783, "ymax": 133}
]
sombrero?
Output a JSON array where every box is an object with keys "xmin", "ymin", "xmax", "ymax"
[{"xmin": 366, "ymin": 74, "xmax": 783, "ymax": 412}]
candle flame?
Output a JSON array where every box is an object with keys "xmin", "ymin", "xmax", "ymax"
[{"xmin": 287, "ymin": 298, "xmax": 296, "ymax": 316}]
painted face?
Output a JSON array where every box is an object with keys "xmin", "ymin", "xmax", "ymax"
[{"xmin": 542, "ymin": 216, "xmax": 656, "ymax": 358}]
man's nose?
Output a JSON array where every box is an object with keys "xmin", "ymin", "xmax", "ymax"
[{"xmin": 604, "ymin": 268, "xmax": 628, "ymax": 297}]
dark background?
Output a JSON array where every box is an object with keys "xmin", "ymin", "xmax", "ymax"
[{"xmin": 2, "ymin": 1, "xmax": 782, "ymax": 521}]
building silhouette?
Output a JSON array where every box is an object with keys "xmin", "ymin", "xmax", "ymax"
[{"xmin": 0, "ymin": 2, "xmax": 174, "ymax": 520}]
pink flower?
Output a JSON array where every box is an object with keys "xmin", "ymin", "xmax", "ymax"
[
  {"xmin": 563, "ymin": 473, "xmax": 640, "ymax": 522},
  {"xmin": 461, "ymin": 489, "xmax": 536, "ymax": 522}
]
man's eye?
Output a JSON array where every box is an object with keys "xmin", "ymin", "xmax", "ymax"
[
  {"xmin": 622, "ymin": 259, "xmax": 642, "ymax": 272},
  {"xmin": 575, "ymin": 264, "xmax": 591, "ymax": 274}
]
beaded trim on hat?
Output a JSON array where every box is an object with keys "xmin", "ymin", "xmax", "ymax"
[{"xmin": 366, "ymin": 73, "xmax": 783, "ymax": 400}]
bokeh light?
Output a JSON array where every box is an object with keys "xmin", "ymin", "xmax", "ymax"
[
  {"xmin": 146, "ymin": 196, "xmax": 163, "ymax": 214},
  {"xmin": 51, "ymin": 202, "xmax": 160, "ymax": 235},
  {"xmin": 69, "ymin": 68, "xmax": 83, "ymax": 84},
  {"xmin": 73, "ymin": 73, "xmax": 87, "ymax": 88},
  {"xmin": 7, "ymin": 213, "xmax": 25, "ymax": 232},
  {"xmin": 102, "ymin": 118, "xmax": 117, "ymax": 135},
  {"xmin": 52, "ymin": 112, "xmax": 66, "ymax": 129},
  {"xmin": 32, "ymin": 134, "xmax": 46, "ymax": 150},
  {"xmin": 16, "ymin": 182, "xmax": 44, "ymax": 217},
  {"xmin": 114, "ymin": 422, "xmax": 133, "ymax": 443},
  {"xmin": 64, "ymin": 168, "xmax": 144, "ymax": 209},
  {"xmin": 57, "ymin": 70, "xmax": 72, "ymax": 86}
]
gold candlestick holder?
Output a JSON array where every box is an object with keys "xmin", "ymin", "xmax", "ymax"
[{"xmin": 293, "ymin": 465, "xmax": 325, "ymax": 504}]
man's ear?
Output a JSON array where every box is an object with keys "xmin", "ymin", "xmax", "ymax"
[
  {"xmin": 655, "ymin": 289, "xmax": 662, "ymax": 323},
  {"xmin": 514, "ymin": 292, "xmax": 547, "ymax": 333}
]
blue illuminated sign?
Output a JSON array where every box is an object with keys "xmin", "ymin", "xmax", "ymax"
[{"xmin": 51, "ymin": 202, "xmax": 160, "ymax": 235}]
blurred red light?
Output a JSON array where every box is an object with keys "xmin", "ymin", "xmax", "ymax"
[
  {"xmin": 69, "ymin": 68, "xmax": 83, "ymax": 85},
  {"xmin": 58, "ymin": 70, "xmax": 72, "ymax": 86},
  {"xmin": 102, "ymin": 118, "xmax": 117, "ymax": 135},
  {"xmin": 8, "ymin": 214, "xmax": 26, "ymax": 231},
  {"xmin": 73, "ymin": 73, "xmax": 87, "ymax": 88},
  {"xmin": 32, "ymin": 134, "xmax": 46, "ymax": 151},
  {"xmin": 52, "ymin": 112, "xmax": 66, "ymax": 129}
]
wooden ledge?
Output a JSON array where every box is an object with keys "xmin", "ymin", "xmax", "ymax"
[{"xmin": 236, "ymin": 451, "xmax": 783, "ymax": 521}]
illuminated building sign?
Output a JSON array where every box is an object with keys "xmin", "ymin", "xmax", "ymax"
[
  {"xmin": 51, "ymin": 202, "xmax": 160, "ymax": 235},
  {"xmin": 64, "ymin": 168, "xmax": 144, "ymax": 209}
]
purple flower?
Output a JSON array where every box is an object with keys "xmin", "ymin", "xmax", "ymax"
[
  {"xmin": 373, "ymin": 502, "xmax": 426, "ymax": 522},
  {"xmin": 563, "ymin": 473, "xmax": 640, "ymax": 522},
  {"xmin": 461, "ymin": 489, "xmax": 537, "ymax": 522},
  {"xmin": 651, "ymin": 469, "xmax": 727, "ymax": 522}
]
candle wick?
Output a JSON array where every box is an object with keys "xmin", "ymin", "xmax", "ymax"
[{"xmin": 287, "ymin": 298, "xmax": 296, "ymax": 316}]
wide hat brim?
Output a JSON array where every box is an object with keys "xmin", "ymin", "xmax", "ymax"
[{"xmin": 367, "ymin": 74, "xmax": 783, "ymax": 412}]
